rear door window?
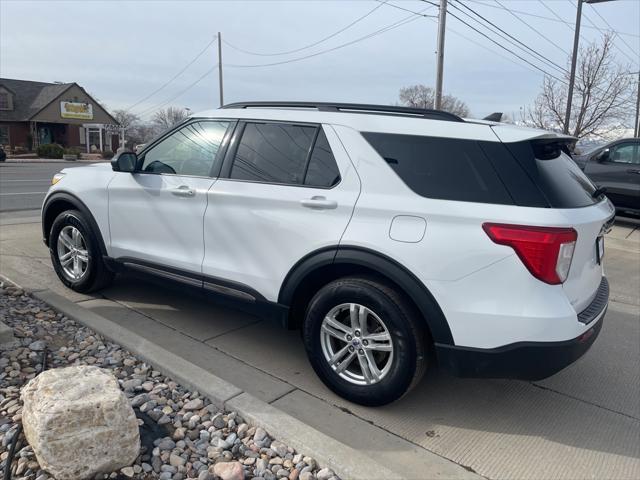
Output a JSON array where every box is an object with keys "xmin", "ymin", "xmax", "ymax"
[
  {"xmin": 362, "ymin": 133, "xmax": 513, "ymax": 205},
  {"xmin": 304, "ymin": 129, "xmax": 341, "ymax": 188},
  {"xmin": 230, "ymin": 122, "xmax": 315, "ymax": 185}
]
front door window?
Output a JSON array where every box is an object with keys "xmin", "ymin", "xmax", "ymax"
[{"xmin": 141, "ymin": 121, "xmax": 230, "ymax": 177}]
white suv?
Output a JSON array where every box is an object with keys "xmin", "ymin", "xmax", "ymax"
[{"xmin": 42, "ymin": 102, "xmax": 613, "ymax": 406}]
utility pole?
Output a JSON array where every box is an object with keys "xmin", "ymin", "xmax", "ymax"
[
  {"xmin": 434, "ymin": 0, "xmax": 447, "ymax": 110},
  {"xmin": 635, "ymin": 71, "xmax": 640, "ymax": 138},
  {"xmin": 564, "ymin": 0, "xmax": 583, "ymax": 135},
  {"xmin": 218, "ymin": 32, "xmax": 224, "ymax": 107},
  {"xmin": 564, "ymin": 0, "xmax": 615, "ymax": 135}
]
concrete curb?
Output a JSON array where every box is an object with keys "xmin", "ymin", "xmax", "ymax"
[
  {"xmin": 34, "ymin": 289, "xmax": 241, "ymax": 410},
  {"xmin": 28, "ymin": 287, "xmax": 403, "ymax": 480}
]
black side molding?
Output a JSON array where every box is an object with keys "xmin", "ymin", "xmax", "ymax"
[
  {"xmin": 110, "ymin": 257, "xmax": 290, "ymax": 327},
  {"xmin": 278, "ymin": 245, "xmax": 454, "ymax": 346}
]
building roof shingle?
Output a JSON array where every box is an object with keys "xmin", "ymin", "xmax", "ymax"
[{"xmin": 0, "ymin": 78, "xmax": 74, "ymax": 122}]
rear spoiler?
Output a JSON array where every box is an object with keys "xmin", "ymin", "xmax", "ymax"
[{"xmin": 483, "ymin": 112, "xmax": 503, "ymax": 122}]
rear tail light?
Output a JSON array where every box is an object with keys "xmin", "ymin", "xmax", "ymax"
[{"xmin": 483, "ymin": 223, "xmax": 577, "ymax": 284}]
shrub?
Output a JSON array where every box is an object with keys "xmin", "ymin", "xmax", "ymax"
[
  {"xmin": 101, "ymin": 150, "xmax": 114, "ymax": 159},
  {"xmin": 36, "ymin": 143, "xmax": 64, "ymax": 159},
  {"xmin": 64, "ymin": 147, "xmax": 82, "ymax": 157}
]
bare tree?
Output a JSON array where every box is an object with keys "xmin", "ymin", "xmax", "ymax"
[
  {"xmin": 112, "ymin": 109, "xmax": 140, "ymax": 130},
  {"xmin": 526, "ymin": 33, "xmax": 634, "ymax": 139},
  {"xmin": 399, "ymin": 84, "xmax": 470, "ymax": 117},
  {"xmin": 152, "ymin": 107, "xmax": 189, "ymax": 132}
]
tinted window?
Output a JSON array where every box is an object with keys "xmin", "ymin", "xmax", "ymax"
[
  {"xmin": 304, "ymin": 129, "xmax": 340, "ymax": 188},
  {"xmin": 230, "ymin": 123, "xmax": 315, "ymax": 184},
  {"xmin": 504, "ymin": 141, "xmax": 598, "ymax": 208},
  {"xmin": 363, "ymin": 133, "xmax": 513, "ymax": 204},
  {"xmin": 142, "ymin": 121, "xmax": 229, "ymax": 176}
]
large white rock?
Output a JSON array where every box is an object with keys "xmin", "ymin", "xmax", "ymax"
[{"xmin": 21, "ymin": 366, "xmax": 140, "ymax": 480}]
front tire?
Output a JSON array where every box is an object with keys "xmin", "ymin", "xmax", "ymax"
[
  {"xmin": 49, "ymin": 209, "xmax": 113, "ymax": 293},
  {"xmin": 303, "ymin": 277, "xmax": 427, "ymax": 406}
]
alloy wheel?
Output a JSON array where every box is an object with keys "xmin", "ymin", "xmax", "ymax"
[
  {"xmin": 320, "ymin": 303, "xmax": 394, "ymax": 385},
  {"xmin": 57, "ymin": 225, "xmax": 89, "ymax": 281}
]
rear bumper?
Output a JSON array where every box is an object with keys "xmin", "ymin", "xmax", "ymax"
[{"xmin": 436, "ymin": 277, "xmax": 608, "ymax": 381}]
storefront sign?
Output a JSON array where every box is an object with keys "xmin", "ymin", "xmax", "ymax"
[{"xmin": 60, "ymin": 101, "xmax": 93, "ymax": 120}]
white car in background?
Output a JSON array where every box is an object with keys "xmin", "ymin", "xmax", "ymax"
[{"xmin": 42, "ymin": 102, "xmax": 613, "ymax": 405}]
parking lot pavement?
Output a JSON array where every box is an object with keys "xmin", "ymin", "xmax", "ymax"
[{"xmin": 1, "ymin": 217, "xmax": 639, "ymax": 479}]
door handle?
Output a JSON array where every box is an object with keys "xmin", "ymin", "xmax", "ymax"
[
  {"xmin": 626, "ymin": 169, "xmax": 640, "ymax": 174},
  {"xmin": 171, "ymin": 185, "xmax": 196, "ymax": 197},
  {"xmin": 300, "ymin": 196, "xmax": 338, "ymax": 210}
]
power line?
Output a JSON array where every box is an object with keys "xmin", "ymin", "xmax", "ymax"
[
  {"xmin": 224, "ymin": 8, "xmax": 429, "ymax": 69},
  {"xmin": 537, "ymin": 0, "xmax": 574, "ymax": 33},
  {"xmin": 378, "ymin": 0, "xmax": 437, "ymax": 17},
  {"xmin": 492, "ymin": 0, "xmax": 570, "ymax": 56},
  {"xmin": 138, "ymin": 65, "xmax": 219, "ymax": 119},
  {"xmin": 441, "ymin": 4, "xmax": 568, "ymax": 85},
  {"xmin": 127, "ymin": 36, "xmax": 217, "ymax": 112},
  {"xmin": 222, "ymin": 1, "xmax": 389, "ymax": 57},
  {"xmin": 447, "ymin": 0, "xmax": 568, "ymax": 76},
  {"xmin": 566, "ymin": 0, "xmax": 636, "ymax": 65},
  {"xmin": 465, "ymin": 0, "xmax": 639, "ymax": 39},
  {"xmin": 587, "ymin": 3, "xmax": 638, "ymax": 61},
  {"xmin": 577, "ymin": 0, "xmax": 639, "ymax": 65}
]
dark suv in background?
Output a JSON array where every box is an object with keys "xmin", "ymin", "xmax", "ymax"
[{"xmin": 573, "ymin": 138, "xmax": 640, "ymax": 215}]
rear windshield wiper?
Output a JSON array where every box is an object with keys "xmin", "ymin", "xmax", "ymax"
[{"xmin": 592, "ymin": 186, "xmax": 607, "ymax": 199}]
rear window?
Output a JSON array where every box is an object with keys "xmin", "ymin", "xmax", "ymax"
[
  {"xmin": 503, "ymin": 141, "xmax": 598, "ymax": 208},
  {"xmin": 364, "ymin": 132, "xmax": 599, "ymax": 208},
  {"xmin": 362, "ymin": 133, "xmax": 513, "ymax": 205}
]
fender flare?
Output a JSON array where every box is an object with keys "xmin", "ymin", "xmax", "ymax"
[
  {"xmin": 42, "ymin": 191, "xmax": 108, "ymax": 256},
  {"xmin": 279, "ymin": 245, "xmax": 454, "ymax": 345}
]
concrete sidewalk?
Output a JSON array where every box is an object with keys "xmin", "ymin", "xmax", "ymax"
[{"xmin": 1, "ymin": 218, "xmax": 639, "ymax": 480}]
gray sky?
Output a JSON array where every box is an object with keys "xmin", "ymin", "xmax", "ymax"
[{"xmin": 1, "ymin": 0, "xmax": 638, "ymax": 120}]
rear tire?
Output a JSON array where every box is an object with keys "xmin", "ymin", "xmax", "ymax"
[
  {"xmin": 302, "ymin": 276, "xmax": 427, "ymax": 406},
  {"xmin": 49, "ymin": 209, "xmax": 113, "ymax": 293}
]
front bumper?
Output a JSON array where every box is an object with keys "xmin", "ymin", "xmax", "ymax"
[{"xmin": 436, "ymin": 277, "xmax": 608, "ymax": 381}]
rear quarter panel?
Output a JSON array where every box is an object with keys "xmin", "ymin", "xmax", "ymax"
[{"xmin": 334, "ymin": 126, "xmax": 613, "ymax": 348}]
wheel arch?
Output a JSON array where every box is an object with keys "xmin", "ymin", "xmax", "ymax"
[
  {"xmin": 42, "ymin": 191, "xmax": 108, "ymax": 256},
  {"xmin": 278, "ymin": 245, "xmax": 454, "ymax": 346}
]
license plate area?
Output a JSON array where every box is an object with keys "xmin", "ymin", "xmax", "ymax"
[{"xmin": 596, "ymin": 236, "xmax": 605, "ymax": 264}]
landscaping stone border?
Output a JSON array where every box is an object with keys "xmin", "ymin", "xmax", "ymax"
[{"xmin": 30, "ymin": 287, "xmax": 402, "ymax": 480}]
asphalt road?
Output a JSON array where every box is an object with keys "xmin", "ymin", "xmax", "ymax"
[
  {"xmin": 0, "ymin": 162, "xmax": 96, "ymax": 212},
  {"xmin": 1, "ymin": 213, "xmax": 638, "ymax": 480}
]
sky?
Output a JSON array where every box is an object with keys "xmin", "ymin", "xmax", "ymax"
[{"xmin": 1, "ymin": 0, "xmax": 638, "ymax": 121}]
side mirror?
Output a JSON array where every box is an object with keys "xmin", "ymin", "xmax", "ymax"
[
  {"xmin": 111, "ymin": 151, "xmax": 138, "ymax": 172},
  {"xmin": 596, "ymin": 149, "xmax": 610, "ymax": 162}
]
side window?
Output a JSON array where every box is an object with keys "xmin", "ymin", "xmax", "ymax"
[
  {"xmin": 363, "ymin": 132, "xmax": 513, "ymax": 205},
  {"xmin": 141, "ymin": 121, "xmax": 230, "ymax": 176},
  {"xmin": 230, "ymin": 122, "xmax": 315, "ymax": 184},
  {"xmin": 304, "ymin": 129, "xmax": 340, "ymax": 188},
  {"xmin": 609, "ymin": 144, "xmax": 638, "ymax": 164}
]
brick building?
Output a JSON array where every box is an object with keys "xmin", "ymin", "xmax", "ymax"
[{"xmin": 0, "ymin": 78, "xmax": 119, "ymax": 153}]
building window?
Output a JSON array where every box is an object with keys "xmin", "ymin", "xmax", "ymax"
[
  {"xmin": 0, "ymin": 125, "xmax": 9, "ymax": 145},
  {"xmin": 0, "ymin": 92, "xmax": 10, "ymax": 110}
]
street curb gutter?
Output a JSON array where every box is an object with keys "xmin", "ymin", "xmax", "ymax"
[{"xmin": 31, "ymin": 288, "xmax": 404, "ymax": 480}]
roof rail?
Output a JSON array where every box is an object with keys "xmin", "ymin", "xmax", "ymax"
[{"xmin": 221, "ymin": 101, "xmax": 464, "ymax": 123}]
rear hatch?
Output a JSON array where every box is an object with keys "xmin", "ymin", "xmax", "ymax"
[{"xmin": 490, "ymin": 127, "xmax": 615, "ymax": 313}]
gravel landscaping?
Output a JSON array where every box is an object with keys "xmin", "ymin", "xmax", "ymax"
[{"xmin": 0, "ymin": 282, "xmax": 340, "ymax": 480}]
